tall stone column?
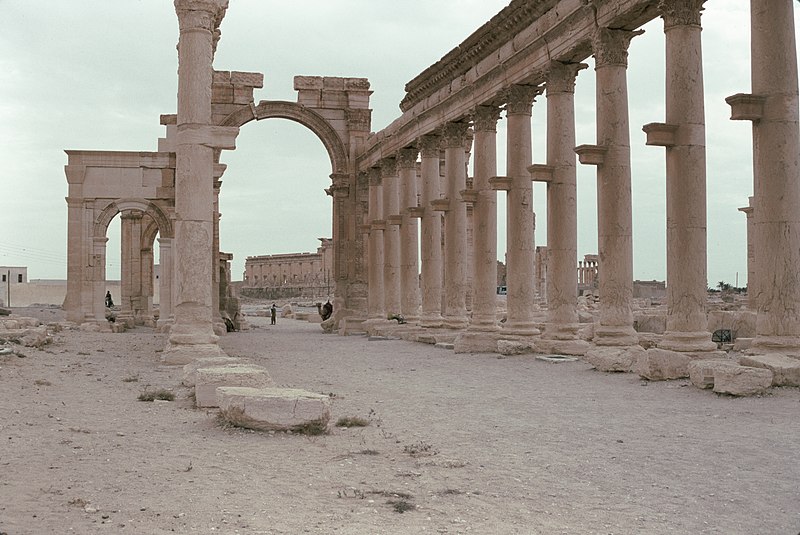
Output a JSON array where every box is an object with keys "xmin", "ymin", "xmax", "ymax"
[
  {"xmin": 381, "ymin": 158, "xmax": 401, "ymax": 318},
  {"xmin": 418, "ymin": 134, "xmax": 444, "ymax": 328},
  {"xmin": 442, "ymin": 121, "xmax": 470, "ymax": 329},
  {"xmin": 165, "ymin": 0, "xmax": 236, "ymax": 364},
  {"xmin": 157, "ymin": 237, "xmax": 174, "ymax": 328},
  {"xmin": 92, "ymin": 236, "xmax": 109, "ymax": 329},
  {"xmin": 738, "ymin": 197, "xmax": 755, "ymax": 311},
  {"xmin": 212, "ymin": 177, "xmax": 223, "ymax": 332},
  {"xmin": 469, "ymin": 105, "xmax": 501, "ymax": 331},
  {"xmin": 119, "ymin": 210, "xmax": 144, "ymax": 328},
  {"xmin": 641, "ymin": 0, "xmax": 716, "ymax": 352},
  {"xmin": 504, "ymin": 84, "xmax": 542, "ymax": 335},
  {"xmin": 538, "ymin": 61, "xmax": 590, "ymax": 355},
  {"xmin": 398, "ymin": 148, "xmax": 421, "ymax": 322},
  {"xmin": 579, "ymin": 28, "xmax": 640, "ymax": 347},
  {"xmin": 727, "ymin": 0, "xmax": 800, "ymax": 353},
  {"xmin": 367, "ymin": 167, "xmax": 386, "ymax": 321}
]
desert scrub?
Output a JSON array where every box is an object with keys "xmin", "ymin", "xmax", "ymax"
[
  {"xmin": 137, "ymin": 388, "xmax": 175, "ymax": 402},
  {"xmin": 335, "ymin": 416, "xmax": 370, "ymax": 427}
]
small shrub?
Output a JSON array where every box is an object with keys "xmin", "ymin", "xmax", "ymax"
[
  {"xmin": 336, "ymin": 416, "xmax": 370, "ymax": 428},
  {"xmin": 138, "ymin": 388, "xmax": 175, "ymax": 402},
  {"xmin": 293, "ymin": 420, "xmax": 328, "ymax": 436},
  {"xmin": 122, "ymin": 374, "xmax": 139, "ymax": 383},
  {"xmin": 34, "ymin": 379, "xmax": 52, "ymax": 386},
  {"xmin": 403, "ymin": 440, "xmax": 438, "ymax": 456},
  {"xmin": 387, "ymin": 499, "xmax": 415, "ymax": 513}
]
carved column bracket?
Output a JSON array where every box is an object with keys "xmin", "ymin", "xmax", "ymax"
[
  {"xmin": 726, "ymin": 93, "xmax": 766, "ymax": 121},
  {"xmin": 407, "ymin": 206, "xmax": 425, "ymax": 218},
  {"xmin": 430, "ymin": 198, "xmax": 451, "ymax": 212},
  {"xmin": 574, "ymin": 145, "xmax": 608, "ymax": 166},
  {"xmin": 642, "ymin": 123, "xmax": 679, "ymax": 147},
  {"xmin": 489, "ymin": 176, "xmax": 512, "ymax": 190},
  {"xmin": 527, "ymin": 164, "xmax": 554, "ymax": 182},
  {"xmin": 387, "ymin": 215, "xmax": 403, "ymax": 226},
  {"xmin": 459, "ymin": 189, "xmax": 478, "ymax": 203}
]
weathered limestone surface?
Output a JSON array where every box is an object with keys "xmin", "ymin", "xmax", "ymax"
[
  {"xmin": 454, "ymin": 332, "xmax": 500, "ymax": 354},
  {"xmin": 497, "ymin": 339, "xmax": 536, "ymax": 356},
  {"xmin": 688, "ymin": 358, "xmax": 740, "ymax": 389},
  {"xmin": 182, "ymin": 356, "xmax": 242, "ymax": 387},
  {"xmin": 217, "ymin": 387, "xmax": 331, "ymax": 432},
  {"xmin": 195, "ymin": 365, "xmax": 273, "ymax": 408},
  {"xmin": 584, "ymin": 345, "xmax": 645, "ymax": 373},
  {"xmin": 634, "ymin": 348, "xmax": 692, "ymax": 380},
  {"xmin": 739, "ymin": 354, "xmax": 800, "ymax": 387},
  {"xmin": 713, "ymin": 366, "xmax": 773, "ymax": 396},
  {"xmin": 707, "ymin": 310, "xmax": 756, "ymax": 339}
]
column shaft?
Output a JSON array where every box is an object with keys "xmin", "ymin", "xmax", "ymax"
[
  {"xmin": 398, "ymin": 148, "xmax": 421, "ymax": 322},
  {"xmin": 367, "ymin": 169, "xmax": 386, "ymax": 320},
  {"xmin": 381, "ymin": 159, "xmax": 401, "ymax": 317},
  {"xmin": 442, "ymin": 122, "xmax": 470, "ymax": 329},
  {"xmin": 419, "ymin": 135, "xmax": 444, "ymax": 327}
]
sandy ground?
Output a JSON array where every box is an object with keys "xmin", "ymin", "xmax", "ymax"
[{"xmin": 1, "ymin": 306, "xmax": 798, "ymax": 535}]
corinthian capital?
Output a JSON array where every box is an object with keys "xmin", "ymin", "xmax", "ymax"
[
  {"xmin": 592, "ymin": 28, "xmax": 644, "ymax": 68},
  {"xmin": 472, "ymin": 105, "xmax": 502, "ymax": 132},
  {"xmin": 368, "ymin": 166, "xmax": 382, "ymax": 187},
  {"xmin": 418, "ymin": 134, "xmax": 441, "ymax": 158},
  {"xmin": 175, "ymin": 0, "xmax": 228, "ymax": 32},
  {"xmin": 440, "ymin": 121, "xmax": 471, "ymax": 149},
  {"xmin": 545, "ymin": 61, "xmax": 588, "ymax": 94},
  {"xmin": 504, "ymin": 84, "xmax": 544, "ymax": 115},
  {"xmin": 397, "ymin": 147, "xmax": 419, "ymax": 169},
  {"xmin": 659, "ymin": 0, "xmax": 705, "ymax": 30},
  {"xmin": 379, "ymin": 157, "xmax": 397, "ymax": 178}
]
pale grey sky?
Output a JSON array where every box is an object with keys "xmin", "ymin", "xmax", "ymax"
[{"xmin": 0, "ymin": 1, "xmax": 795, "ymax": 288}]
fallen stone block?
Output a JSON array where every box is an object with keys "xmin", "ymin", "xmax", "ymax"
[
  {"xmin": 733, "ymin": 337, "xmax": 753, "ymax": 352},
  {"xmin": 217, "ymin": 386, "xmax": 331, "ymax": 432},
  {"xmin": 497, "ymin": 339, "xmax": 534, "ymax": 356},
  {"xmin": 182, "ymin": 356, "xmax": 242, "ymax": 387},
  {"xmin": 713, "ymin": 366, "xmax": 773, "ymax": 396},
  {"xmin": 688, "ymin": 359, "xmax": 740, "ymax": 389},
  {"xmin": 195, "ymin": 365, "xmax": 273, "ymax": 408},
  {"xmin": 454, "ymin": 332, "xmax": 499, "ymax": 354},
  {"xmin": 0, "ymin": 327, "xmax": 51, "ymax": 348},
  {"xmin": 584, "ymin": 346, "xmax": 644, "ymax": 373},
  {"xmin": 739, "ymin": 354, "xmax": 800, "ymax": 387},
  {"xmin": 634, "ymin": 348, "xmax": 692, "ymax": 380}
]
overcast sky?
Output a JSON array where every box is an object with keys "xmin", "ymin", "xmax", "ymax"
[{"xmin": 1, "ymin": 1, "xmax": 796, "ymax": 289}]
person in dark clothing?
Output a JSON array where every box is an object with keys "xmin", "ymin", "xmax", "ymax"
[
  {"xmin": 321, "ymin": 300, "xmax": 333, "ymax": 321},
  {"xmin": 105, "ymin": 291, "xmax": 114, "ymax": 308},
  {"xmin": 270, "ymin": 303, "xmax": 277, "ymax": 325}
]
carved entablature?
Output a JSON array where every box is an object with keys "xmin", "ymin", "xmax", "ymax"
[
  {"xmin": 592, "ymin": 28, "xmax": 644, "ymax": 68},
  {"xmin": 546, "ymin": 61, "xmax": 588, "ymax": 94},
  {"xmin": 504, "ymin": 84, "xmax": 543, "ymax": 115},
  {"xmin": 440, "ymin": 122, "xmax": 470, "ymax": 149},
  {"xmin": 659, "ymin": 0, "xmax": 705, "ymax": 30},
  {"xmin": 397, "ymin": 147, "xmax": 419, "ymax": 169},
  {"xmin": 368, "ymin": 167, "xmax": 382, "ymax": 187},
  {"xmin": 379, "ymin": 157, "xmax": 398, "ymax": 177},
  {"xmin": 472, "ymin": 105, "xmax": 502, "ymax": 133},
  {"xmin": 418, "ymin": 134, "xmax": 441, "ymax": 158},
  {"xmin": 347, "ymin": 109, "xmax": 372, "ymax": 132}
]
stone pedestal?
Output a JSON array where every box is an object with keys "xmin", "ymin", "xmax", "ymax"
[{"xmin": 504, "ymin": 85, "xmax": 542, "ymax": 336}]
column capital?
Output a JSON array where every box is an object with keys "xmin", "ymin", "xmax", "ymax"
[
  {"xmin": 472, "ymin": 105, "xmax": 502, "ymax": 132},
  {"xmin": 592, "ymin": 28, "xmax": 644, "ymax": 68},
  {"xmin": 545, "ymin": 61, "xmax": 588, "ymax": 94},
  {"xmin": 504, "ymin": 84, "xmax": 544, "ymax": 115},
  {"xmin": 368, "ymin": 167, "xmax": 382, "ymax": 187},
  {"xmin": 659, "ymin": 0, "xmax": 705, "ymax": 30},
  {"xmin": 379, "ymin": 157, "xmax": 397, "ymax": 177},
  {"xmin": 120, "ymin": 210, "xmax": 145, "ymax": 221},
  {"xmin": 174, "ymin": 0, "xmax": 228, "ymax": 32},
  {"xmin": 397, "ymin": 147, "xmax": 419, "ymax": 169},
  {"xmin": 440, "ymin": 121, "xmax": 471, "ymax": 148},
  {"xmin": 418, "ymin": 133, "xmax": 441, "ymax": 158}
]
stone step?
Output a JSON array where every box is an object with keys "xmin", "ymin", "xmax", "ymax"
[
  {"xmin": 182, "ymin": 356, "xmax": 243, "ymax": 387},
  {"xmin": 195, "ymin": 365, "xmax": 273, "ymax": 408}
]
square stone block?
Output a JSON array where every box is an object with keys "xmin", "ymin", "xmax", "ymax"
[
  {"xmin": 739, "ymin": 354, "xmax": 800, "ymax": 387},
  {"xmin": 634, "ymin": 348, "xmax": 691, "ymax": 380},
  {"xmin": 688, "ymin": 359, "xmax": 739, "ymax": 389},
  {"xmin": 217, "ymin": 387, "xmax": 331, "ymax": 432},
  {"xmin": 182, "ymin": 356, "xmax": 242, "ymax": 387},
  {"xmin": 584, "ymin": 345, "xmax": 645, "ymax": 373},
  {"xmin": 713, "ymin": 366, "xmax": 773, "ymax": 396},
  {"xmin": 195, "ymin": 365, "xmax": 273, "ymax": 408}
]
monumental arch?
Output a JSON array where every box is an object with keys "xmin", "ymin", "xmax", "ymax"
[{"xmin": 65, "ymin": 0, "xmax": 800, "ymax": 365}]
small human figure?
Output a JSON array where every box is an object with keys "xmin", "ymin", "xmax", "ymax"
[
  {"xmin": 270, "ymin": 303, "xmax": 277, "ymax": 325},
  {"xmin": 321, "ymin": 299, "xmax": 333, "ymax": 321},
  {"xmin": 105, "ymin": 290, "xmax": 114, "ymax": 308}
]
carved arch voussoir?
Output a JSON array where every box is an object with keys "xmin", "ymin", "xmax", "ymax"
[
  {"xmin": 219, "ymin": 100, "xmax": 349, "ymax": 178},
  {"xmin": 93, "ymin": 199, "xmax": 174, "ymax": 239}
]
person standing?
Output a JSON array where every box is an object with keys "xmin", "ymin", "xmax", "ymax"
[{"xmin": 270, "ymin": 303, "xmax": 277, "ymax": 325}]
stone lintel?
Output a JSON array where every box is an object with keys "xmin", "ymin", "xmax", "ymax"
[
  {"xmin": 527, "ymin": 164, "xmax": 554, "ymax": 182},
  {"xmin": 489, "ymin": 176, "xmax": 512, "ymax": 191},
  {"xmin": 725, "ymin": 93, "xmax": 766, "ymax": 121},
  {"xmin": 387, "ymin": 214, "xmax": 404, "ymax": 226},
  {"xmin": 642, "ymin": 122, "xmax": 679, "ymax": 147},
  {"xmin": 574, "ymin": 144, "xmax": 607, "ymax": 166},
  {"xmin": 459, "ymin": 189, "xmax": 478, "ymax": 203},
  {"xmin": 430, "ymin": 198, "xmax": 451, "ymax": 211}
]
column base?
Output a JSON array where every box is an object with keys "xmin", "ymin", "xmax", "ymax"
[
  {"xmin": 593, "ymin": 325, "xmax": 638, "ymax": 347},
  {"xmin": 419, "ymin": 314, "xmax": 444, "ymax": 328},
  {"xmin": 541, "ymin": 322, "xmax": 581, "ymax": 340},
  {"xmin": 658, "ymin": 331, "xmax": 718, "ymax": 352},
  {"xmin": 502, "ymin": 322, "xmax": 541, "ymax": 336},
  {"xmin": 537, "ymin": 338, "xmax": 591, "ymax": 356},
  {"xmin": 442, "ymin": 315, "xmax": 469, "ymax": 330},
  {"xmin": 748, "ymin": 335, "xmax": 800, "ymax": 356},
  {"xmin": 467, "ymin": 316, "xmax": 499, "ymax": 332},
  {"xmin": 161, "ymin": 342, "xmax": 226, "ymax": 365},
  {"xmin": 454, "ymin": 331, "xmax": 501, "ymax": 353}
]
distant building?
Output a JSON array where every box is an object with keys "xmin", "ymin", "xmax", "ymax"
[
  {"xmin": 0, "ymin": 266, "xmax": 27, "ymax": 307},
  {"xmin": 242, "ymin": 239, "xmax": 333, "ymax": 300}
]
